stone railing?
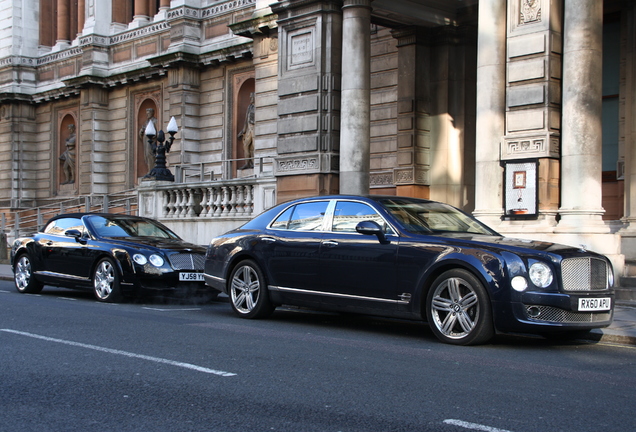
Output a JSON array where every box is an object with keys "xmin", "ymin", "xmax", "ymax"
[
  {"xmin": 161, "ymin": 183, "xmax": 255, "ymax": 218},
  {"xmin": 138, "ymin": 177, "xmax": 276, "ymax": 244}
]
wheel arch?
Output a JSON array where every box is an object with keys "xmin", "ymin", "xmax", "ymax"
[
  {"xmin": 223, "ymin": 251, "xmax": 268, "ymax": 290},
  {"xmin": 90, "ymin": 251, "xmax": 129, "ymax": 282},
  {"xmin": 413, "ymin": 255, "xmax": 503, "ymax": 321}
]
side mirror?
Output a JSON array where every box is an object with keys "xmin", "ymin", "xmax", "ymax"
[
  {"xmin": 355, "ymin": 220, "xmax": 390, "ymax": 244},
  {"xmin": 64, "ymin": 229, "xmax": 84, "ymax": 243}
]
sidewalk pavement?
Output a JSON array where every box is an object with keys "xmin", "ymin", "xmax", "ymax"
[{"xmin": 1, "ymin": 263, "xmax": 635, "ymax": 345}]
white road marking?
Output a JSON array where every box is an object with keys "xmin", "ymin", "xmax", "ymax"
[
  {"xmin": 443, "ymin": 419, "xmax": 515, "ymax": 432},
  {"xmin": 0, "ymin": 329, "xmax": 235, "ymax": 377},
  {"xmin": 142, "ymin": 307, "xmax": 201, "ymax": 312}
]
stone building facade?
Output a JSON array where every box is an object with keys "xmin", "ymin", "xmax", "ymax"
[{"xmin": 0, "ymin": 0, "xmax": 633, "ymax": 279}]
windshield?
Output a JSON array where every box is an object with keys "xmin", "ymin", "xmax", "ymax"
[
  {"xmin": 379, "ymin": 199, "xmax": 497, "ymax": 235},
  {"xmin": 86, "ymin": 215, "xmax": 179, "ymax": 239}
]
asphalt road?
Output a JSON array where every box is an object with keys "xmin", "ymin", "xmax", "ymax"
[{"xmin": 1, "ymin": 281, "xmax": 635, "ymax": 432}]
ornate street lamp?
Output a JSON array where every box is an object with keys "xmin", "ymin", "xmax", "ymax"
[{"xmin": 143, "ymin": 116, "xmax": 178, "ymax": 182}]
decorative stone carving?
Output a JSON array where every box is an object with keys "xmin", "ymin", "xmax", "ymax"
[
  {"xmin": 502, "ymin": 134, "xmax": 560, "ymax": 160},
  {"xmin": 520, "ymin": 0, "xmax": 541, "ymax": 25},
  {"xmin": 370, "ymin": 172, "xmax": 394, "ymax": 186}
]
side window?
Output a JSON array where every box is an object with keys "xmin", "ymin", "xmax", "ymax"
[
  {"xmin": 287, "ymin": 202, "xmax": 329, "ymax": 231},
  {"xmin": 43, "ymin": 218, "xmax": 84, "ymax": 235},
  {"xmin": 332, "ymin": 201, "xmax": 391, "ymax": 233}
]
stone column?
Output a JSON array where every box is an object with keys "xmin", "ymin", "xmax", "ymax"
[
  {"xmin": 556, "ymin": 0, "xmax": 608, "ymax": 233},
  {"xmin": 160, "ymin": 0, "xmax": 170, "ymax": 7},
  {"xmin": 56, "ymin": 0, "xmax": 71, "ymax": 44},
  {"xmin": 473, "ymin": 0, "xmax": 506, "ymax": 226},
  {"xmin": 134, "ymin": 0, "xmax": 149, "ymax": 17},
  {"xmin": 339, "ymin": 0, "xmax": 371, "ymax": 195},
  {"xmin": 132, "ymin": 0, "xmax": 150, "ymax": 26},
  {"xmin": 78, "ymin": 0, "xmax": 85, "ymax": 37},
  {"xmin": 620, "ymin": 6, "xmax": 636, "ymax": 256}
]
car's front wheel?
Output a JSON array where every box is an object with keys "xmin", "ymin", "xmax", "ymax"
[
  {"xmin": 14, "ymin": 254, "xmax": 43, "ymax": 294},
  {"xmin": 228, "ymin": 260, "xmax": 274, "ymax": 319},
  {"xmin": 93, "ymin": 258, "xmax": 122, "ymax": 302},
  {"xmin": 426, "ymin": 269, "xmax": 494, "ymax": 345}
]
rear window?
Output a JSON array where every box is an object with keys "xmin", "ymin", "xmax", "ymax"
[{"xmin": 270, "ymin": 201, "xmax": 329, "ymax": 231}]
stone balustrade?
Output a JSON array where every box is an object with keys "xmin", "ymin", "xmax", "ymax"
[
  {"xmin": 138, "ymin": 177, "xmax": 277, "ymax": 244},
  {"xmin": 161, "ymin": 184, "xmax": 255, "ymax": 219}
]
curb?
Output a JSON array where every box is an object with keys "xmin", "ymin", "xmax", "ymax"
[{"xmin": 586, "ymin": 329, "xmax": 636, "ymax": 346}]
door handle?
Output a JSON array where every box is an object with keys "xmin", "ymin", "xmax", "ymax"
[
  {"xmin": 322, "ymin": 240, "xmax": 338, "ymax": 247},
  {"xmin": 262, "ymin": 237, "xmax": 276, "ymax": 243}
]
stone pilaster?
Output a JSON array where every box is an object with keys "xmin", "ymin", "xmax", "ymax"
[
  {"xmin": 82, "ymin": 0, "xmax": 113, "ymax": 36},
  {"xmin": 0, "ymin": 103, "xmax": 37, "ymax": 207},
  {"xmin": 391, "ymin": 27, "xmax": 431, "ymax": 199},
  {"xmin": 556, "ymin": 0, "xmax": 608, "ymax": 233},
  {"xmin": 271, "ymin": 0, "xmax": 343, "ymax": 201},
  {"xmin": 167, "ymin": 66, "xmax": 201, "ymax": 166},
  {"xmin": 502, "ymin": 0, "xmax": 562, "ymax": 223},
  {"xmin": 80, "ymin": 87, "xmax": 109, "ymax": 194},
  {"xmin": 473, "ymin": 0, "xmax": 506, "ymax": 226}
]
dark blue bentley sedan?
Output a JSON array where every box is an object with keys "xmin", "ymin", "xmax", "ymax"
[
  {"xmin": 11, "ymin": 213, "xmax": 208, "ymax": 302},
  {"xmin": 204, "ymin": 195, "xmax": 615, "ymax": 345}
]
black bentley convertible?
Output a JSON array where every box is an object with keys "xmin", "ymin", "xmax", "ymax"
[
  {"xmin": 11, "ymin": 213, "xmax": 208, "ymax": 302},
  {"xmin": 204, "ymin": 195, "xmax": 615, "ymax": 345}
]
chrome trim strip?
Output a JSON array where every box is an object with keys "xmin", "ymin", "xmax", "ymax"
[
  {"xmin": 269, "ymin": 285, "xmax": 410, "ymax": 304},
  {"xmin": 35, "ymin": 271, "xmax": 90, "ymax": 282},
  {"xmin": 204, "ymin": 273, "xmax": 225, "ymax": 284}
]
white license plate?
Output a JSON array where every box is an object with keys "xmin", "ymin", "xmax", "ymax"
[
  {"xmin": 179, "ymin": 272, "xmax": 204, "ymax": 282},
  {"xmin": 578, "ymin": 297, "xmax": 611, "ymax": 311}
]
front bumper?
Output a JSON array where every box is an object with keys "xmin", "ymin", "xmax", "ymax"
[{"xmin": 495, "ymin": 290, "xmax": 615, "ymax": 333}]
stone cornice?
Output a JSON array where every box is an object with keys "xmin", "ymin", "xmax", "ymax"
[{"xmin": 229, "ymin": 14, "xmax": 279, "ymax": 38}]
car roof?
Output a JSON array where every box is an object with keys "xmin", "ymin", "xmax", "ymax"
[
  {"xmin": 281, "ymin": 194, "xmax": 434, "ymax": 203},
  {"xmin": 46, "ymin": 213, "xmax": 146, "ymax": 223}
]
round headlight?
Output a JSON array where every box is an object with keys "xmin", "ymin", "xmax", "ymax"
[
  {"xmin": 132, "ymin": 254, "xmax": 148, "ymax": 265},
  {"xmin": 529, "ymin": 262, "xmax": 553, "ymax": 288},
  {"xmin": 607, "ymin": 268, "xmax": 614, "ymax": 288},
  {"xmin": 511, "ymin": 276, "xmax": 528, "ymax": 292},
  {"xmin": 149, "ymin": 254, "xmax": 165, "ymax": 267}
]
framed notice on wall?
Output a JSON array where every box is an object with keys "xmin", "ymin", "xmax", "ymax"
[{"xmin": 504, "ymin": 160, "xmax": 538, "ymax": 218}]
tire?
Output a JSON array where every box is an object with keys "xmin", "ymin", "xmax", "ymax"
[
  {"xmin": 426, "ymin": 269, "xmax": 494, "ymax": 345},
  {"xmin": 14, "ymin": 254, "xmax": 43, "ymax": 294},
  {"xmin": 93, "ymin": 258, "xmax": 123, "ymax": 303},
  {"xmin": 228, "ymin": 259, "xmax": 274, "ymax": 319}
]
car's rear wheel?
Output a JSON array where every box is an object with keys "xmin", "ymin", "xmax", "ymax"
[
  {"xmin": 228, "ymin": 260, "xmax": 274, "ymax": 319},
  {"xmin": 14, "ymin": 254, "xmax": 43, "ymax": 294},
  {"xmin": 93, "ymin": 258, "xmax": 122, "ymax": 302},
  {"xmin": 426, "ymin": 269, "xmax": 494, "ymax": 345}
]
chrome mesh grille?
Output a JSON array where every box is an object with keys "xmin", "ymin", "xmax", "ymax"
[
  {"xmin": 168, "ymin": 253, "xmax": 205, "ymax": 271},
  {"xmin": 525, "ymin": 305, "xmax": 611, "ymax": 323},
  {"xmin": 561, "ymin": 257, "xmax": 608, "ymax": 292}
]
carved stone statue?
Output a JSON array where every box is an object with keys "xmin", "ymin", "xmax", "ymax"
[
  {"xmin": 139, "ymin": 107, "xmax": 158, "ymax": 174},
  {"xmin": 238, "ymin": 92, "xmax": 255, "ymax": 169},
  {"xmin": 59, "ymin": 123, "xmax": 76, "ymax": 184}
]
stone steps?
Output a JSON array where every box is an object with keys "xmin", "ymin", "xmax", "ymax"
[{"xmin": 617, "ymin": 278, "xmax": 636, "ymax": 302}]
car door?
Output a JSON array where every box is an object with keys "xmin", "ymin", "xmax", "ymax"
[
  {"xmin": 260, "ymin": 200, "xmax": 329, "ymax": 298},
  {"xmin": 319, "ymin": 200, "xmax": 400, "ymax": 311},
  {"xmin": 42, "ymin": 217, "xmax": 94, "ymax": 281}
]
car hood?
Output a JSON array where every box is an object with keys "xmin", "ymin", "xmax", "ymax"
[
  {"xmin": 428, "ymin": 233, "xmax": 599, "ymax": 258},
  {"xmin": 104, "ymin": 237, "xmax": 206, "ymax": 253}
]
